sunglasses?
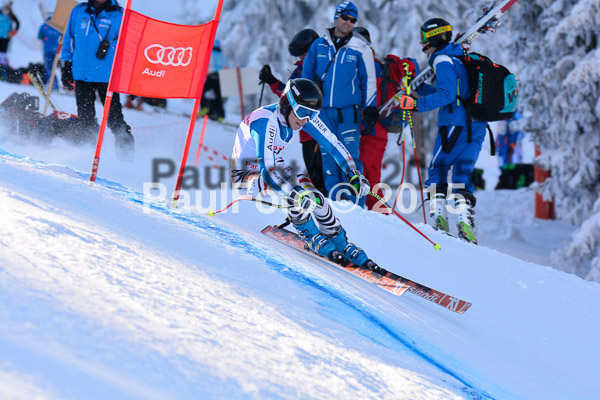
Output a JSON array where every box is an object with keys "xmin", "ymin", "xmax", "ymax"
[
  {"xmin": 420, "ymin": 25, "xmax": 451, "ymax": 43},
  {"xmin": 339, "ymin": 14, "xmax": 357, "ymax": 24}
]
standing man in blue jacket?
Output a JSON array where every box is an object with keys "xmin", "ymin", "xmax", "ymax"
[
  {"xmin": 302, "ymin": 1, "xmax": 378, "ymax": 205},
  {"xmin": 61, "ymin": 0, "xmax": 133, "ymax": 152},
  {"xmin": 397, "ymin": 18, "xmax": 487, "ymax": 244}
]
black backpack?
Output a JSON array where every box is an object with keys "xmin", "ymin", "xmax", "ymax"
[
  {"xmin": 459, "ymin": 52, "xmax": 518, "ymax": 122},
  {"xmin": 454, "ymin": 52, "xmax": 518, "ymax": 155}
]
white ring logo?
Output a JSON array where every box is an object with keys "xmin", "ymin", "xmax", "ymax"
[{"xmin": 144, "ymin": 44, "xmax": 193, "ymax": 67}]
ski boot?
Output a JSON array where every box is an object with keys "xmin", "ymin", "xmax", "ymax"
[
  {"xmin": 431, "ymin": 193, "xmax": 449, "ymax": 233},
  {"xmin": 455, "ymin": 196, "xmax": 478, "ymax": 245},
  {"xmin": 292, "ymin": 217, "xmax": 341, "ymax": 262},
  {"xmin": 327, "ymin": 226, "xmax": 386, "ymax": 274}
]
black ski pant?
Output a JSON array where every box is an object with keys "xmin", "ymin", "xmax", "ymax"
[
  {"xmin": 75, "ymin": 81, "xmax": 129, "ymax": 134},
  {"xmin": 301, "ymin": 138, "xmax": 327, "ymax": 197}
]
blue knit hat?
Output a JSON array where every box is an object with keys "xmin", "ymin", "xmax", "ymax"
[{"xmin": 334, "ymin": 1, "xmax": 358, "ymax": 21}]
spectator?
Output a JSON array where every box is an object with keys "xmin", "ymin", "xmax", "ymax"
[
  {"xmin": 60, "ymin": 0, "xmax": 133, "ymax": 153},
  {"xmin": 496, "ymin": 110, "xmax": 524, "ymax": 169},
  {"xmin": 38, "ymin": 14, "xmax": 60, "ymax": 89},
  {"xmin": 398, "ymin": 17, "xmax": 487, "ymax": 244},
  {"xmin": 200, "ymin": 39, "xmax": 228, "ymax": 121},
  {"xmin": 258, "ymin": 28, "xmax": 327, "ymax": 195},
  {"xmin": 0, "ymin": 1, "xmax": 19, "ymax": 69},
  {"xmin": 302, "ymin": 1, "xmax": 378, "ymax": 205},
  {"xmin": 355, "ymin": 26, "xmax": 418, "ymax": 213}
]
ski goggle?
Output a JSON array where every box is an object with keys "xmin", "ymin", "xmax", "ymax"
[
  {"xmin": 286, "ymin": 89, "xmax": 320, "ymax": 121},
  {"xmin": 420, "ymin": 25, "xmax": 451, "ymax": 43},
  {"xmin": 292, "ymin": 105, "xmax": 320, "ymax": 120}
]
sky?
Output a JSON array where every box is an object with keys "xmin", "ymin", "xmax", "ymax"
[{"xmin": 1, "ymin": 1, "xmax": 599, "ymax": 399}]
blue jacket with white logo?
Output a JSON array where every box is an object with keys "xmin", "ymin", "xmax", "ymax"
[
  {"xmin": 302, "ymin": 30, "xmax": 377, "ymax": 110},
  {"xmin": 61, "ymin": 0, "xmax": 123, "ymax": 83},
  {"xmin": 417, "ymin": 43, "xmax": 471, "ymax": 127}
]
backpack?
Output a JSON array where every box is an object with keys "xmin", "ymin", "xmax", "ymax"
[
  {"xmin": 377, "ymin": 55, "xmax": 418, "ymax": 133},
  {"xmin": 454, "ymin": 52, "xmax": 518, "ymax": 155},
  {"xmin": 459, "ymin": 52, "xmax": 518, "ymax": 122}
]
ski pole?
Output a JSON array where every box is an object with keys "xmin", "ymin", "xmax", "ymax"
[
  {"xmin": 258, "ymin": 82, "xmax": 265, "ymax": 107},
  {"xmin": 392, "ymin": 123, "xmax": 406, "ymax": 211},
  {"xmin": 208, "ymin": 196, "xmax": 289, "ymax": 216},
  {"xmin": 368, "ymin": 191, "xmax": 440, "ymax": 250},
  {"xmin": 401, "ymin": 70, "xmax": 427, "ymax": 224}
]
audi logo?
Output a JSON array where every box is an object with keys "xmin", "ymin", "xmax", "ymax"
[{"xmin": 144, "ymin": 44, "xmax": 193, "ymax": 67}]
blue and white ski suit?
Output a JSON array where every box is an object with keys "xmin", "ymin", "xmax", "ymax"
[
  {"xmin": 302, "ymin": 29, "xmax": 377, "ymax": 203},
  {"xmin": 417, "ymin": 43, "xmax": 487, "ymax": 194},
  {"xmin": 231, "ymin": 104, "xmax": 363, "ymax": 234},
  {"xmin": 231, "ymin": 103, "xmax": 357, "ymax": 199}
]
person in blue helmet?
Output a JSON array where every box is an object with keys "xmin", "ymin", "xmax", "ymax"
[
  {"xmin": 397, "ymin": 17, "xmax": 487, "ymax": 244},
  {"xmin": 301, "ymin": 1, "xmax": 378, "ymax": 207},
  {"xmin": 60, "ymin": 0, "xmax": 133, "ymax": 152},
  {"xmin": 38, "ymin": 14, "xmax": 60, "ymax": 89},
  {"xmin": 230, "ymin": 78, "xmax": 382, "ymax": 272}
]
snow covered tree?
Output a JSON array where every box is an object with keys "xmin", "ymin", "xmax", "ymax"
[{"xmin": 510, "ymin": 0, "xmax": 600, "ymax": 281}]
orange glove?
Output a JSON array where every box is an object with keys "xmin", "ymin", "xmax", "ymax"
[
  {"xmin": 396, "ymin": 94, "xmax": 417, "ymax": 110},
  {"xmin": 8, "ymin": 30, "xmax": 16, "ymax": 38}
]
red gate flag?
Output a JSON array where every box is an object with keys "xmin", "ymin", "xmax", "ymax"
[{"xmin": 109, "ymin": 10, "xmax": 218, "ymax": 99}]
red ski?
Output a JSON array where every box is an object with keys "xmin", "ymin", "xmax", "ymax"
[{"xmin": 262, "ymin": 225, "xmax": 472, "ymax": 314}]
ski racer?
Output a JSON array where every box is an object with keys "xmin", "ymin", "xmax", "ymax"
[
  {"xmin": 397, "ymin": 17, "xmax": 487, "ymax": 244},
  {"xmin": 258, "ymin": 28, "xmax": 327, "ymax": 196},
  {"xmin": 230, "ymin": 78, "xmax": 381, "ymax": 271}
]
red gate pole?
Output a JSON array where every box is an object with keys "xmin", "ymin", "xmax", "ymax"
[
  {"xmin": 171, "ymin": 99, "xmax": 202, "ymax": 206},
  {"xmin": 534, "ymin": 143, "xmax": 555, "ymax": 219},
  {"xmin": 194, "ymin": 114, "xmax": 209, "ymax": 166}
]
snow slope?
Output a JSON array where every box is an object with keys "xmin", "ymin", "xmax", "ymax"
[
  {"xmin": 1, "ymin": 132, "xmax": 599, "ymax": 400},
  {"xmin": 1, "ymin": 1, "xmax": 599, "ymax": 399}
]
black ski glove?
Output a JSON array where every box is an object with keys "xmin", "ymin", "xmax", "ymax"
[
  {"xmin": 61, "ymin": 61, "xmax": 75, "ymax": 90},
  {"xmin": 363, "ymin": 106, "xmax": 379, "ymax": 124},
  {"xmin": 258, "ymin": 64, "xmax": 278, "ymax": 85}
]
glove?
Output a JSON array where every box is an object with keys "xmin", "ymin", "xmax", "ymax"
[
  {"xmin": 61, "ymin": 61, "xmax": 75, "ymax": 91},
  {"xmin": 286, "ymin": 185, "xmax": 317, "ymax": 212},
  {"xmin": 346, "ymin": 170, "xmax": 370, "ymax": 198},
  {"xmin": 8, "ymin": 30, "xmax": 16, "ymax": 38},
  {"xmin": 363, "ymin": 106, "xmax": 379, "ymax": 124},
  {"xmin": 258, "ymin": 64, "xmax": 278, "ymax": 85},
  {"xmin": 396, "ymin": 94, "xmax": 417, "ymax": 111}
]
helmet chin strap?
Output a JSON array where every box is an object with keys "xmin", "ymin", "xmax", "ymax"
[{"xmin": 421, "ymin": 43, "xmax": 433, "ymax": 53}]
